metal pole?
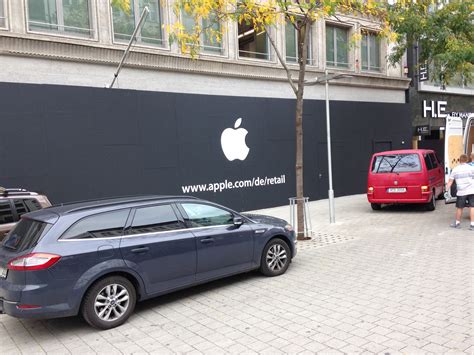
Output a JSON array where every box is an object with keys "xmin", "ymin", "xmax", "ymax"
[
  {"xmin": 109, "ymin": 6, "xmax": 150, "ymax": 89},
  {"xmin": 325, "ymin": 69, "xmax": 335, "ymax": 223}
]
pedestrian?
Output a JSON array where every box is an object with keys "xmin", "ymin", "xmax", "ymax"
[{"xmin": 446, "ymin": 154, "xmax": 474, "ymax": 229}]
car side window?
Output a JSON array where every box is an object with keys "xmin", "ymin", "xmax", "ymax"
[
  {"xmin": 0, "ymin": 201, "xmax": 15, "ymax": 225},
  {"xmin": 181, "ymin": 203, "xmax": 233, "ymax": 227},
  {"xmin": 428, "ymin": 153, "xmax": 438, "ymax": 169},
  {"xmin": 424, "ymin": 155, "xmax": 433, "ymax": 170},
  {"xmin": 61, "ymin": 209, "xmax": 130, "ymax": 240},
  {"xmin": 13, "ymin": 199, "xmax": 28, "ymax": 217},
  {"xmin": 13, "ymin": 199, "xmax": 42, "ymax": 217},
  {"xmin": 127, "ymin": 205, "xmax": 185, "ymax": 235}
]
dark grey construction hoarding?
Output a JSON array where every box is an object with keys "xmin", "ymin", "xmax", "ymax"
[{"xmin": 0, "ymin": 82, "xmax": 411, "ymax": 211}]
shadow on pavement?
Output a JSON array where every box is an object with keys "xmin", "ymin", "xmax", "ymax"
[{"xmin": 20, "ymin": 270, "xmax": 263, "ymax": 332}]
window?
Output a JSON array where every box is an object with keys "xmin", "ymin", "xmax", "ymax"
[
  {"xmin": 371, "ymin": 154, "xmax": 422, "ymax": 174},
  {"xmin": 27, "ymin": 0, "xmax": 93, "ymax": 37},
  {"xmin": 181, "ymin": 203, "xmax": 233, "ymax": 227},
  {"xmin": 0, "ymin": 0, "xmax": 6, "ymax": 28},
  {"xmin": 127, "ymin": 205, "xmax": 185, "ymax": 235},
  {"xmin": 61, "ymin": 209, "xmax": 129, "ymax": 240},
  {"xmin": 429, "ymin": 153, "xmax": 439, "ymax": 169},
  {"xmin": 326, "ymin": 25, "xmax": 349, "ymax": 68},
  {"xmin": 12, "ymin": 199, "xmax": 42, "ymax": 219},
  {"xmin": 181, "ymin": 10, "xmax": 222, "ymax": 54},
  {"xmin": 0, "ymin": 201, "xmax": 14, "ymax": 225},
  {"xmin": 238, "ymin": 20, "xmax": 269, "ymax": 60},
  {"xmin": 285, "ymin": 22, "xmax": 312, "ymax": 64},
  {"xmin": 424, "ymin": 155, "xmax": 433, "ymax": 170},
  {"xmin": 361, "ymin": 31, "xmax": 380, "ymax": 71},
  {"xmin": 113, "ymin": 0, "xmax": 163, "ymax": 46},
  {"xmin": 3, "ymin": 219, "xmax": 52, "ymax": 252}
]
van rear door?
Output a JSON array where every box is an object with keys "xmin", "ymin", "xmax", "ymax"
[{"xmin": 444, "ymin": 115, "xmax": 463, "ymax": 203}]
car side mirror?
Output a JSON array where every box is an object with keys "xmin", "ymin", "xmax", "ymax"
[{"xmin": 233, "ymin": 216, "xmax": 244, "ymax": 227}]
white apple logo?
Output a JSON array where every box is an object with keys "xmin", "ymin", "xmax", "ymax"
[{"xmin": 220, "ymin": 118, "xmax": 250, "ymax": 161}]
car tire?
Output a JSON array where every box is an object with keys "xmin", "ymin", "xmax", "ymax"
[
  {"xmin": 260, "ymin": 238, "xmax": 291, "ymax": 277},
  {"xmin": 81, "ymin": 276, "xmax": 136, "ymax": 330},
  {"xmin": 371, "ymin": 203, "xmax": 382, "ymax": 211},
  {"xmin": 426, "ymin": 193, "xmax": 436, "ymax": 211}
]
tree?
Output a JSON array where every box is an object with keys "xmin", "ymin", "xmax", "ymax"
[
  {"xmin": 386, "ymin": 0, "xmax": 473, "ymax": 86},
  {"xmin": 170, "ymin": 0, "xmax": 383, "ymax": 239}
]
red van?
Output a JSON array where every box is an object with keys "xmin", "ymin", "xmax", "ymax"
[{"xmin": 367, "ymin": 149, "xmax": 444, "ymax": 211}]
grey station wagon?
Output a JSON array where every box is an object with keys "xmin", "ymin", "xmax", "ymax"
[{"xmin": 0, "ymin": 196, "xmax": 296, "ymax": 329}]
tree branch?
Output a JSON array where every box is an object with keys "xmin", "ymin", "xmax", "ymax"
[{"xmin": 264, "ymin": 24, "xmax": 298, "ymax": 96}]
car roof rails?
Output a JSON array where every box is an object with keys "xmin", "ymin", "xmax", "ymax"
[{"xmin": 0, "ymin": 187, "xmax": 37, "ymax": 197}]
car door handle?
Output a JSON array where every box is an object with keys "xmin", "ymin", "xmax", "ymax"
[
  {"xmin": 131, "ymin": 246, "xmax": 149, "ymax": 253},
  {"xmin": 200, "ymin": 238, "xmax": 215, "ymax": 244}
]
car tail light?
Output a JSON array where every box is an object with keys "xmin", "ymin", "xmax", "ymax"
[
  {"xmin": 7, "ymin": 253, "xmax": 61, "ymax": 271},
  {"xmin": 421, "ymin": 186, "xmax": 429, "ymax": 192},
  {"xmin": 368, "ymin": 186, "xmax": 374, "ymax": 194}
]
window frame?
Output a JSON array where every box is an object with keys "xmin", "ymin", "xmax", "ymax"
[
  {"xmin": 237, "ymin": 19, "xmax": 273, "ymax": 62},
  {"xmin": 111, "ymin": 0, "xmax": 167, "ymax": 49},
  {"xmin": 361, "ymin": 30, "xmax": 381, "ymax": 72},
  {"xmin": 285, "ymin": 20, "xmax": 313, "ymax": 66},
  {"xmin": 325, "ymin": 23, "xmax": 351, "ymax": 69},
  {"xmin": 180, "ymin": 10, "xmax": 225, "ymax": 56},
  {"xmin": 25, "ymin": 0, "xmax": 97, "ymax": 40},
  {"xmin": 0, "ymin": 0, "xmax": 8, "ymax": 30}
]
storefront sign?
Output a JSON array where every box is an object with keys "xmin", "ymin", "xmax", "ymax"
[
  {"xmin": 419, "ymin": 63, "xmax": 429, "ymax": 82},
  {"xmin": 449, "ymin": 112, "xmax": 472, "ymax": 119},
  {"xmin": 423, "ymin": 100, "xmax": 447, "ymax": 118},
  {"xmin": 415, "ymin": 125, "xmax": 430, "ymax": 136}
]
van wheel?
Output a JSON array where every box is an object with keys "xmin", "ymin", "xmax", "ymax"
[
  {"xmin": 426, "ymin": 193, "xmax": 436, "ymax": 211},
  {"xmin": 371, "ymin": 203, "xmax": 382, "ymax": 211},
  {"xmin": 81, "ymin": 276, "xmax": 136, "ymax": 330}
]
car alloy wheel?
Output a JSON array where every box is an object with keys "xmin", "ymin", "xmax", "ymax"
[
  {"xmin": 94, "ymin": 284, "xmax": 130, "ymax": 322},
  {"xmin": 260, "ymin": 239, "xmax": 291, "ymax": 277},
  {"xmin": 266, "ymin": 244, "xmax": 288, "ymax": 272},
  {"xmin": 82, "ymin": 276, "xmax": 136, "ymax": 329}
]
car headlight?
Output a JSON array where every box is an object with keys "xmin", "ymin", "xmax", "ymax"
[{"xmin": 284, "ymin": 224, "xmax": 293, "ymax": 232}]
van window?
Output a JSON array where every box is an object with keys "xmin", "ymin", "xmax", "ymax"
[
  {"xmin": 428, "ymin": 153, "xmax": 438, "ymax": 169},
  {"xmin": 372, "ymin": 154, "xmax": 422, "ymax": 173},
  {"xmin": 2, "ymin": 219, "xmax": 52, "ymax": 252},
  {"xmin": 424, "ymin": 155, "xmax": 433, "ymax": 170}
]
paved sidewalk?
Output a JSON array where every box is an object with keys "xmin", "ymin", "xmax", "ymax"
[{"xmin": 1, "ymin": 195, "xmax": 472, "ymax": 354}]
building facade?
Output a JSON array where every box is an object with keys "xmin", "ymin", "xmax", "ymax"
[
  {"xmin": 407, "ymin": 49, "xmax": 474, "ymax": 162},
  {"xmin": 0, "ymin": 0, "xmax": 411, "ymax": 210}
]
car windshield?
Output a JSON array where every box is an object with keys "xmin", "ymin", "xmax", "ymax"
[
  {"xmin": 372, "ymin": 154, "xmax": 422, "ymax": 174},
  {"xmin": 2, "ymin": 218, "xmax": 52, "ymax": 252}
]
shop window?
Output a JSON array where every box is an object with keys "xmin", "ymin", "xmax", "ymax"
[
  {"xmin": 0, "ymin": 0, "xmax": 6, "ymax": 28},
  {"xmin": 361, "ymin": 31, "xmax": 380, "ymax": 71},
  {"xmin": 238, "ymin": 20, "xmax": 269, "ymax": 60},
  {"xmin": 113, "ymin": 0, "xmax": 163, "ymax": 47},
  {"xmin": 326, "ymin": 24, "xmax": 349, "ymax": 68},
  {"xmin": 181, "ymin": 10, "xmax": 223, "ymax": 54},
  {"xmin": 285, "ymin": 22, "xmax": 312, "ymax": 65},
  {"xmin": 27, "ymin": 0, "xmax": 93, "ymax": 37}
]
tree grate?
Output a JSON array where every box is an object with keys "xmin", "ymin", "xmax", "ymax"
[{"xmin": 296, "ymin": 232, "xmax": 358, "ymax": 250}]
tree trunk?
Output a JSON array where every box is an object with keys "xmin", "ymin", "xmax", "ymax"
[{"xmin": 295, "ymin": 22, "xmax": 310, "ymax": 240}]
